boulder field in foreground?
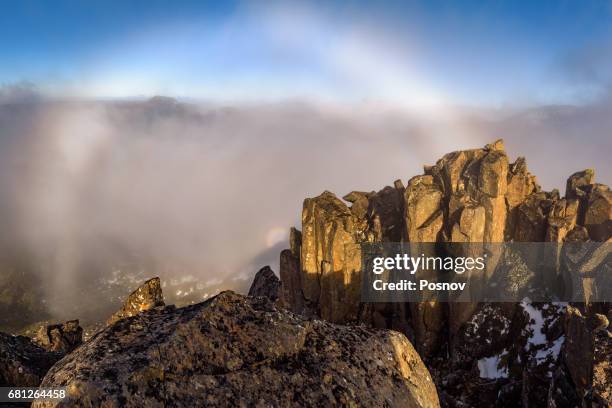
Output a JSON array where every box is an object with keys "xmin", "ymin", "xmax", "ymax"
[{"xmin": 33, "ymin": 291, "xmax": 439, "ymax": 408}]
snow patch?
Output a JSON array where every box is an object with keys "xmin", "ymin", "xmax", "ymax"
[
  {"xmin": 536, "ymin": 336, "xmax": 564, "ymax": 362},
  {"xmin": 478, "ymin": 349, "xmax": 509, "ymax": 379}
]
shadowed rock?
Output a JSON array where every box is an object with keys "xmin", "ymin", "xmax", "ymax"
[
  {"xmin": 34, "ymin": 320, "xmax": 83, "ymax": 353},
  {"xmin": 566, "ymin": 169, "xmax": 594, "ymax": 200},
  {"xmin": 33, "ymin": 291, "xmax": 439, "ymax": 408},
  {"xmin": 563, "ymin": 305, "xmax": 612, "ymax": 406},
  {"xmin": 247, "ymin": 265, "xmax": 280, "ymax": 301},
  {"xmin": 0, "ymin": 332, "xmax": 62, "ymax": 387}
]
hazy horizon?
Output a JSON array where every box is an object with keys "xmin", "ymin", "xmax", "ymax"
[{"xmin": 0, "ymin": 85, "xmax": 610, "ymax": 324}]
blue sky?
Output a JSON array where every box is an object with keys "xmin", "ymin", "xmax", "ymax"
[{"xmin": 2, "ymin": 0, "xmax": 612, "ymax": 106}]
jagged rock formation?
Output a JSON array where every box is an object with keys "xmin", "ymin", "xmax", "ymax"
[
  {"xmin": 34, "ymin": 320, "xmax": 83, "ymax": 353},
  {"xmin": 106, "ymin": 277, "xmax": 165, "ymax": 326},
  {"xmin": 34, "ymin": 291, "xmax": 439, "ymax": 408},
  {"xmin": 278, "ymin": 140, "xmax": 611, "ymax": 407},
  {"xmin": 0, "ymin": 332, "xmax": 63, "ymax": 387},
  {"xmin": 247, "ymin": 265, "xmax": 280, "ymax": 301}
]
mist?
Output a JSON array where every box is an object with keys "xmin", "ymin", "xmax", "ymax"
[{"xmin": 0, "ymin": 86, "xmax": 610, "ymax": 326}]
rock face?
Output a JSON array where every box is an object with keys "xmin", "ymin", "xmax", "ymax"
[
  {"xmin": 35, "ymin": 320, "xmax": 83, "ymax": 353},
  {"xmin": 106, "ymin": 277, "xmax": 165, "ymax": 326},
  {"xmin": 279, "ymin": 228, "xmax": 306, "ymax": 314},
  {"xmin": 280, "ymin": 140, "xmax": 610, "ymax": 332},
  {"xmin": 277, "ymin": 140, "xmax": 611, "ymax": 406},
  {"xmin": 0, "ymin": 332, "xmax": 62, "ymax": 387},
  {"xmin": 34, "ymin": 291, "xmax": 439, "ymax": 408},
  {"xmin": 561, "ymin": 305, "xmax": 612, "ymax": 406},
  {"xmin": 300, "ymin": 191, "xmax": 371, "ymax": 323},
  {"xmin": 247, "ymin": 265, "xmax": 281, "ymax": 301}
]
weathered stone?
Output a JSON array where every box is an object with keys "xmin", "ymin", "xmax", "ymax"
[
  {"xmin": 591, "ymin": 328, "xmax": 611, "ymax": 406},
  {"xmin": 545, "ymin": 198, "xmax": 579, "ymax": 242},
  {"xmin": 506, "ymin": 157, "xmax": 540, "ymax": 240},
  {"xmin": 583, "ymin": 184, "xmax": 612, "ymax": 241},
  {"xmin": 564, "ymin": 306, "xmax": 593, "ymax": 396},
  {"xmin": 506, "ymin": 157, "xmax": 539, "ymax": 208},
  {"xmin": 248, "ymin": 265, "xmax": 280, "ymax": 301},
  {"xmin": 279, "ymin": 248, "xmax": 305, "ymax": 314},
  {"xmin": 289, "ymin": 226, "xmax": 302, "ymax": 257},
  {"xmin": 35, "ymin": 320, "xmax": 83, "ymax": 353},
  {"xmin": 106, "ymin": 277, "xmax": 165, "ymax": 326},
  {"xmin": 368, "ymin": 185, "xmax": 405, "ymax": 242},
  {"xmin": 0, "ymin": 332, "xmax": 62, "ymax": 387},
  {"xmin": 404, "ymin": 175, "xmax": 445, "ymax": 357},
  {"xmin": 301, "ymin": 191, "xmax": 368, "ymax": 323},
  {"xmin": 404, "ymin": 175, "xmax": 444, "ymax": 243},
  {"xmin": 430, "ymin": 143, "xmax": 511, "ymax": 338},
  {"xmin": 34, "ymin": 292, "xmax": 440, "ymax": 408},
  {"xmin": 450, "ymin": 204, "xmax": 486, "ymax": 242},
  {"xmin": 566, "ymin": 169, "xmax": 594, "ymax": 200},
  {"xmin": 343, "ymin": 191, "xmax": 371, "ymax": 219},
  {"xmin": 561, "ymin": 305, "xmax": 612, "ymax": 406},
  {"xmin": 514, "ymin": 192, "xmax": 555, "ymax": 242}
]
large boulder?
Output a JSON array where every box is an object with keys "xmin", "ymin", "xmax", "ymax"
[{"xmin": 34, "ymin": 291, "xmax": 439, "ymax": 408}]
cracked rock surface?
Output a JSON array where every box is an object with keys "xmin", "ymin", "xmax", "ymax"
[{"xmin": 33, "ymin": 291, "xmax": 439, "ymax": 408}]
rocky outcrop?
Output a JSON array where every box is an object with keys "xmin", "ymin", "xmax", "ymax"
[
  {"xmin": 300, "ymin": 191, "xmax": 371, "ymax": 323},
  {"xmin": 34, "ymin": 320, "xmax": 83, "ymax": 353},
  {"xmin": 34, "ymin": 291, "xmax": 439, "ymax": 408},
  {"xmin": 247, "ymin": 265, "xmax": 280, "ymax": 301},
  {"xmin": 106, "ymin": 277, "xmax": 165, "ymax": 326},
  {"xmin": 0, "ymin": 332, "xmax": 62, "ymax": 387},
  {"xmin": 277, "ymin": 140, "xmax": 611, "ymax": 406},
  {"xmin": 280, "ymin": 140, "xmax": 611, "ymax": 334}
]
